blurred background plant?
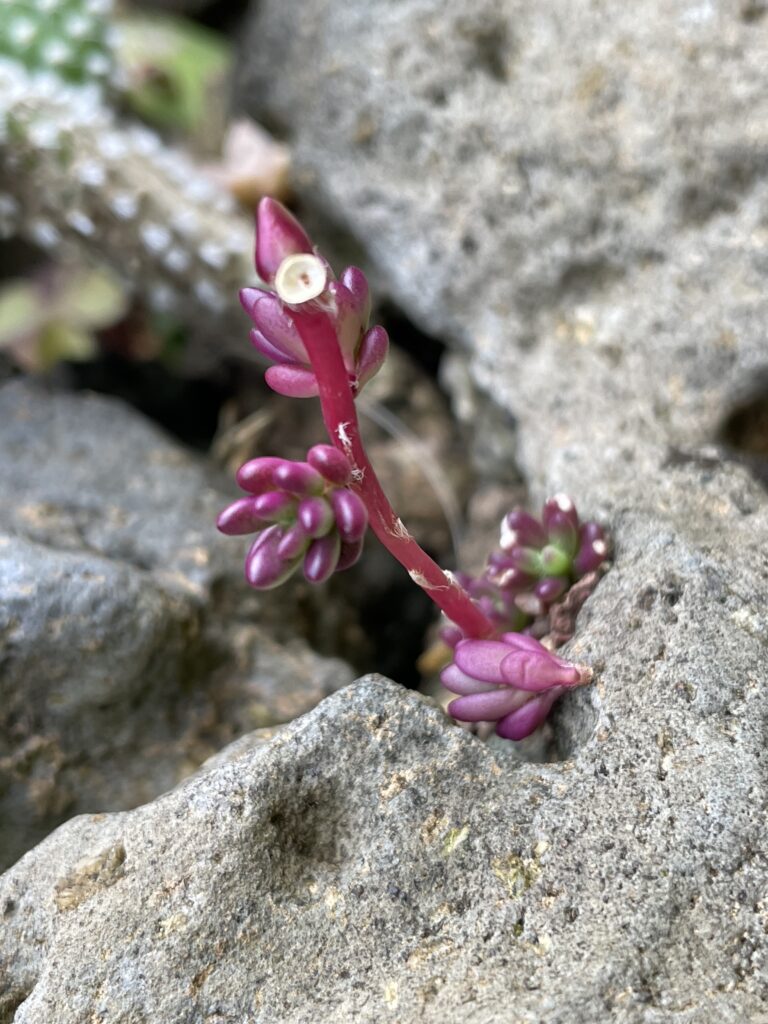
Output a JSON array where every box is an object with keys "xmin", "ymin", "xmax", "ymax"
[
  {"xmin": 0, "ymin": 263, "xmax": 126, "ymax": 371},
  {"xmin": 0, "ymin": 0, "xmax": 290, "ymax": 396}
]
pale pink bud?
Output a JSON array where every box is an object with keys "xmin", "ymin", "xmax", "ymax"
[{"xmin": 255, "ymin": 198, "xmax": 313, "ymax": 284}]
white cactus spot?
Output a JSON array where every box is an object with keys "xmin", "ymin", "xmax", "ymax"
[
  {"xmin": 199, "ymin": 241, "xmax": 227, "ymax": 270},
  {"xmin": 150, "ymin": 283, "xmax": 175, "ymax": 311},
  {"xmin": 29, "ymin": 219, "xmax": 60, "ymax": 248},
  {"xmin": 41, "ymin": 40, "xmax": 71, "ymax": 66},
  {"xmin": 28, "ymin": 120, "xmax": 61, "ymax": 149},
  {"xmin": 76, "ymin": 160, "xmax": 106, "ymax": 187},
  {"xmin": 170, "ymin": 209, "xmax": 199, "ymax": 236},
  {"xmin": 130, "ymin": 127, "xmax": 161, "ymax": 156},
  {"xmin": 85, "ymin": 53, "xmax": 111, "ymax": 78},
  {"xmin": 0, "ymin": 194, "xmax": 20, "ymax": 219},
  {"xmin": 8, "ymin": 18, "xmax": 36, "ymax": 48},
  {"xmin": 184, "ymin": 177, "xmax": 216, "ymax": 203},
  {"xmin": 164, "ymin": 247, "xmax": 190, "ymax": 273},
  {"xmin": 65, "ymin": 14, "xmax": 92, "ymax": 39},
  {"xmin": 98, "ymin": 133, "xmax": 128, "ymax": 160},
  {"xmin": 194, "ymin": 279, "xmax": 226, "ymax": 311},
  {"xmin": 110, "ymin": 192, "xmax": 139, "ymax": 220},
  {"xmin": 66, "ymin": 210, "xmax": 96, "ymax": 236},
  {"xmin": 140, "ymin": 222, "xmax": 171, "ymax": 254},
  {"xmin": 274, "ymin": 253, "xmax": 327, "ymax": 305}
]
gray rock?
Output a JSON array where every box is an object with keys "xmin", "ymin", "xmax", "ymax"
[
  {"xmin": 0, "ymin": 380, "xmax": 353, "ymax": 870},
  {"xmin": 238, "ymin": 0, "xmax": 768, "ymax": 450},
  {"xmin": 2, "ymin": 3, "xmax": 768, "ymax": 1019},
  {"xmin": 2, "ymin": 667, "xmax": 767, "ymax": 1024},
  {"xmin": 232, "ymin": 4, "xmax": 768, "ymax": 1018}
]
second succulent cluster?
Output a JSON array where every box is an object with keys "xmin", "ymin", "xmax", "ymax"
[{"xmin": 217, "ymin": 444, "xmax": 368, "ymax": 588}]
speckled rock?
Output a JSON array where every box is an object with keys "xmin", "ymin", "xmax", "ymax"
[
  {"xmin": 0, "ymin": 379, "xmax": 353, "ymax": 871},
  {"xmin": 2, "ymin": 647, "xmax": 768, "ymax": 1024},
  {"xmin": 222, "ymin": 5, "xmax": 768, "ymax": 1017},
  {"xmin": 238, "ymin": 0, "xmax": 768, "ymax": 444}
]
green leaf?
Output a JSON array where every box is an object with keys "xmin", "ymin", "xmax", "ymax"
[
  {"xmin": 115, "ymin": 12, "xmax": 231, "ymax": 140},
  {"xmin": 38, "ymin": 322, "xmax": 96, "ymax": 369},
  {"xmin": 56, "ymin": 267, "xmax": 127, "ymax": 329},
  {"xmin": 0, "ymin": 281, "xmax": 43, "ymax": 348}
]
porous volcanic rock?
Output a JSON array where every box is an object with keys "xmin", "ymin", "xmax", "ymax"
[
  {"xmin": 232, "ymin": 3, "xmax": 768, "ymax": 1019},
  {"xmin": 2, "ymin": 653, "xmax": 767, "ymax": 1024}
]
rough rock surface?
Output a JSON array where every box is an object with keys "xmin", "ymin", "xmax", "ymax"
[
  {"xmin": 200, "ymin": 3, "xmax": 768, "ymax": 1018},
  {"xmin": 2, "ymin": 2, "xmax": 768, "ymax": 1020},
  {"xmin": 238, "ymin": 0, "xmax": 768, "ymax": 482},
  {"xmin": 0, "ymin": 380, "xmax": 353, "ymax": 871},
  {"xmin": 2, "ymin": 660, "xmax": 768, "ymax": 1024}
]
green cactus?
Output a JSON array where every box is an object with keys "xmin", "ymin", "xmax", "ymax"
[{"xmin": 0, "ymin": 0, "xmax": 115, "ymax": 89}]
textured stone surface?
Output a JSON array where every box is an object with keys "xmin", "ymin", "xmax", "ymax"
[
  {"xmin": 2, "ymin": 661, "xmax": 768, "ymax": 1024},
  {"xmin": 238, "ymin": 0, "xmax": 768, "ymax": 446},
  {"xmin": 236, "ymin": 4, "xmax": 768, "ymax": 1018},
  {"xmin": 3, "ymin": 2, "xmax": 768, "ymax": 1019},
  {"xmin": 0, "ymin": 380, "xmax": 353, "ymax": 870}
]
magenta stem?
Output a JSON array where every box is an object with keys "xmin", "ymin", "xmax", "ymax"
[{"xmin": 291, "ymin": 307, "xmax": 494, "ymax": 639}]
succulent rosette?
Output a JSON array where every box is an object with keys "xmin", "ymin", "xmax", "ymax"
[
  {"xmin": 239, "ymin": 198, "xmax": 388, "ymax": 398},
  {"xmin": 441, "ymin": 633, "xmax": 593, "ymax": 740},
  {"xmin": 217, "ymin": 444, "xmax": 368, "ymax": 588},
  {"xmin": 441, "ymin": 494, "xmax": 609, "ymax": 649}
]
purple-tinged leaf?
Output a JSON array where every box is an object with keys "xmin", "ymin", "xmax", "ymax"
[
  {"xmin": 252, "ymin": 490, "xmax": 297, "ymax": 523},
  {"xmin": 216, "ymin": 496, "xmax": 265, "ymax": 535},
  {"xmin": 255, "ymin": 197, "xmax": 313, "ymax": 284},
  {"xmin": 297, "ymin": 496, "xmax": 335, "ymax": 537},
  {"xmin": 441, "ymin": 663, "xmax": 499, "ymax": 696},
  {"xmin": 447, "ymin": 688, "xmax": 528, "ymax": 723},
  {"xmin": 542, "ymin": 494, "xmax": 579, "ymax": 536},
  {"xmin": 329, "ymin": 488, "xmax": 368, "ymax": 543},
  {"xmin": 307, "ymin": 444, "xmax": 351, "ymax": 485},
  {"xmin": 339, "ymin": 266, "xmax": 371, "ymax": 325},
  {"xmin": 355, "ymin": 325, "xmax": 389, "ymax": 389},
  {"xmin": 273, "ymin": 460, "xmax": 325, "ymax": 496},
  {"xmin": 496, "ymin": 691, "xmax": 561, "ymax": 740},
  {"xmin": 534, "ymin": 576, "xmax": 569, "ymax": 603},
  {"xmin": 336, "ymin": 538, "xmax": 364, "ymax": 572},
  {"xmin": 245, "ymin": 526, "xmax": 298, "ymax": 589},
  {"xmin": 248, "ymin": 291, "xmax": 309, "ymax": 362},
  {"xmin": 264, "ymin": 364, "xmax": 319, "ymax": 398},
  {"xmin": 249, "ymin": 327, "xmax": 294, "ymax": 364},
  {"xmin": 453, "ymin": 639, "xmax": 515, "ymax": 684},
  {"xmin": 500, "ymin": 510, "xmax": 547, "ymax": 551},
  {"xmin": 277, "ymin": 523, "xmax": 310, "ymax": 560},
  {"xmin": 236, "ymin": 456, "xmax": 282, "ymax": 495},
  {"xmin": 303, "ymin": 532, "xmax": 341, "ymax": 583}
]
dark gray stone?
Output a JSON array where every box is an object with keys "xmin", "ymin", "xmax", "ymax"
[{"xmin": 0, "ymin": 380, "xmax": 353, "ymax": 871}]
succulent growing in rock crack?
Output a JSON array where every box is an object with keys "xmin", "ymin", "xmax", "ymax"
[
  {"xmin": 218, "ymin": 197, "xmax": 608, "ymax": 739},
  {"xmin": 441, "ymin": 633, "xmax": 593, "ymax": 741},
  {"xmin": 440, "ymin": 495, "xmax": 610, "ymax": 650}
]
